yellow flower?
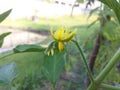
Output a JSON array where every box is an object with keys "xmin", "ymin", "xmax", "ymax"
[
  {"xmin": 47, "ymin": 48, "xmax": 54, "ymax": 56},
  {"xmin": 50, "ymin": 27, "xmax": 77, "ymax": 52}
]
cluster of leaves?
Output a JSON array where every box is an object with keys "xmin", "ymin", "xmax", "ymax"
[
  {"xmin": 84, "ymin": 0, "xmax": 120, "ymax": 90},
  {"xmin": 0, "ymin": 9, "xmax": 16, "ymax": 84}
]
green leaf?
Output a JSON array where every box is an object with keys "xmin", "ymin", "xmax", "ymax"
[
  {"xmin": 13, "ymin": 44, "xmax": 46, "ymax": 53},
  {"xmin": 99, "ymin": 0, "xmax": 120, "ymax": 23},
  {"xmin": 88, "ymin": 7, "xmax": 100, "ymax": 19},
  {"xmin": 0, "ymin": 32, "xmax": 11, "ymax": 47},
  {"xmin": 42, "ymin": 48, "xmax": 66, "ymax": 84},
  {"xmin": 0, "ymin": 62, "xmax": 18, "ymax": 84},
  {"xmin": 102, "ymin": 21, "xmax": 119, "ymax": 41},
  {"xmin": 0, "ymin": 9, "xmax": 12, "ymax": 23}
]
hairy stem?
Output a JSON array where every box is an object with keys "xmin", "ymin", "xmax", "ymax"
[
  {"xmin": 87, "ymin": 48, "xmax": 120, "ymax": 90},
  {"xmin": 72, "ymin": 40, "xmax": 94, "ymax": 84}
]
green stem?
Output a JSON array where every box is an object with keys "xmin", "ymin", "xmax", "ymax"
[
  {"xmin": 52, "ymin": 83, "xmax": 55, "ymax": 90},
  {"xmin": 95, "ymin": 48, "xmax": 120, "ymax": 83},
  {"xmin": 88, "ymin": 48, "xmax": 120, "ymax": 90},
  {"xmin": 72, "ymin": 40, "xmax": 94, "ymax": 84},
  {"xmin": 7, "ymin": 83, "xmax": 11, "ymax": 90},
  {"xmin": 100, "ymin": 83, "xmax": 120, "ymax": 90}
]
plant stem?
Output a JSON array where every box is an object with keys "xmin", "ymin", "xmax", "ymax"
[
  {"xmin": 86, "ymin": 34, "xmax": 101, "ymax": 86},
  {"xmin": 72, "ymin": 40, "xmax": 94, "ymax": 84},
  {"xmin": 87, "ymin": 48, "xmax": 120, "ymax": 90},
  {"xmin": 95, "ymin": 48, "xmax": 120, "ymax": 83},
  {"xmin": 100, "ymin": 83, "xmax": 120, "ymax": 90},
  {"xmin": 52, "ymin": 83, "xmax": 55, "ymax": 90}
]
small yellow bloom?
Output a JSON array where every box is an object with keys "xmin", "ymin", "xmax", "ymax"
[
  {"xmin": 50, "ymin": 27, "xmax": 77, "ymax": 52},
  {"xmin": 47, "ymin": 48, "xmax": 54, "ymax": 56}
]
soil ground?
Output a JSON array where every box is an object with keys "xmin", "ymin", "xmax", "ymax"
[{"xmin": 0, "ymin": 26, "xmax": 49, "ymax": 53}]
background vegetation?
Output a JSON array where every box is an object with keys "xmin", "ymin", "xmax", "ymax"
[{"xmin": 0, "ymin": 0, "xmax": 120, "ymax": 90}]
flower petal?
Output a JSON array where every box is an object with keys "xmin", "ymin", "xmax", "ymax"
[
  {"xmin": 50, "ymin": 28, "xmax": 64, "ymax": 41},
  {"xmin": 63, "ymin": 29, "xmax": 77, "ymax": 42},
  {"xmin": 56, "ymin": 28, "xmax": 64, "ymax": 40},
  {"xmin": 50, "ymin": 29, "xmax": 56, "ymax": 40},
  {"xmin": 64, "ymin": 29, "xmax": 70, "ymax": 38}
]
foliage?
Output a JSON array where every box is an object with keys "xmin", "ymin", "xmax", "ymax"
[
  {"xmin": 87, "ymin": 0, "xmax": 120, "ymax": 81},
  {"xmin": 0, "ymin": 9, "xmax": 20, "ymax": 89},
  {"xmin": 1, "ymin": 1, "xmax": 120, "ymax": 90},
  {"xmin": 0, "ymin": 10, "xmax": 97, "ymax": 89},
  {"xmin": 0, "ymin": 9, "xmax": 12, "ymax": 48},
  {"xmin": 42, "ymin": 43, "xmax": 66, "ymax": 85},
  {"xmin": 0, "ymin": 9, "xmax": 12, "ymax": 23},
  {"xmin": 99, "ymin": 0, "xmax": 120, "ymax": 23},
  {"xmin": 0, "ymin": 63, "xmax": 18, "ymax": 84},
  {"xmin": 14, "ymin": 44, "xmax": 45, "ymax": 53},
  {"xmin": 0, "ymin": 32, "xmax": 11, "ymax": 47},
  {"xmin": 86, "ymin": 0, "xmax": 120, "ymax": 90},
  {"xmin": 0, "ymin": 51, "xmax": 45, "ymax": 90}
]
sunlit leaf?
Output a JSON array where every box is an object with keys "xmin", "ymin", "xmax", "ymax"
[
  {"xmin": 0, "ymin": 9, "xmax": 12, "ymax": 23},
  {"xmin": 14, "ymin": 44, "xmax": 45, "ymax": 53},
  {"xmin": 0, "ymin": 62, "xmax": 18, "ymax": 84},
  {"xmin": 0, "ymin": 32, "xmax": 11, "ymax": 48}
]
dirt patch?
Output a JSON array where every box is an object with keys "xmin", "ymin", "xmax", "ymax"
[
  {"xmin": 25, "ymin": 29, "xmax": 50, "ymax": 36},
  {"xmin": 0, "ymin": 26, "xmax": 49, "ymax": 49}
]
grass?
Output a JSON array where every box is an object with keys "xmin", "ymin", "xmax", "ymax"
[
  {"xmin": 1, "ymin": 14, "xmax": 98, "ymax": 30},
  {"xmin": 0, "ymin": 51, "xmax": 45, "ymax": 90}
]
